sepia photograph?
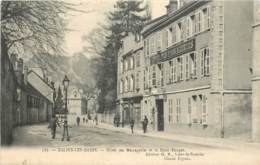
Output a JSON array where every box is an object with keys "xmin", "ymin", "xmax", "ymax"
[{"xmin": 1, "ymin": 0, "xmax": 260, "ymax": 164}]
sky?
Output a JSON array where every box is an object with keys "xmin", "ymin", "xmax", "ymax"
[{"xmin": 64, "ymin": 0, "xmax": 168, "ymax": 57}]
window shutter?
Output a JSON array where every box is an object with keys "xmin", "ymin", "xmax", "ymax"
[
  {"xmin": 173, "ymin": 59, "xmax": 177, "ymax": 82},
  {"xmin": 185, "ymin": 55, "xmax": 189, "ymax": 80},
  {"xmin": 206, "ymin": 48, "xmax": 210, "ymax": 76},
  {"xmin": 201, "ymin": 49, "xmax": 205, "ymax": 77},
  {"xmin": 194, "ymin": 52, "xmax": 197, "ymax": 77}
]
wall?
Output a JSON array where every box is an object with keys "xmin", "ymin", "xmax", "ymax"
[
  {"xmin": 1, "ymin": 53, "xmax": 17, "ymax": 145},
  {"xmin": 223, "ymin": 93, "xmax": 252, "ymax": 140},
  {"xmin": 163, "ymin": 88, "xmax": 222, "ymax": 137},
  {"xmin": 223, "ymin": 0, "xmax": 253, "ymax": 90}
]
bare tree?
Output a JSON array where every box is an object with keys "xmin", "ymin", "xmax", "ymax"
[{"xmin": 1, "ymin": 1, "xmax": 81, "ymax": 58}]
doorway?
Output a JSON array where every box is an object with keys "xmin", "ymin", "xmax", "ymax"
[{"xmin": 156, "ymin": 99, "xmax": 164, "ymax": 131}]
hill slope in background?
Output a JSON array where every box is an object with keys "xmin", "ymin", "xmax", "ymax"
[{"xmin": 25, "ymin": 53, "xmax": 97, "ymax": 92}]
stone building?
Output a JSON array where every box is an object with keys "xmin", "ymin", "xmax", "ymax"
[
  {"xmin": 1, "ymin": 52, "xmax": 54, "ymax": 145},
  {"xmin": 117, "ymin": 0, "xmax": 253, "ymax": 138},
  {"xmin": 67, "ymin": 88, "xmax": 87, "ymax": 124},
  {"xmin": 117, "ymin": 33, "xmax": 144, "ymax": 127}
]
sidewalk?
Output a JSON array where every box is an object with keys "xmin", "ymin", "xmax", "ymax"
[{"xmin": 95, "ymin": 122, "xmax": 260, "ymax": 152}]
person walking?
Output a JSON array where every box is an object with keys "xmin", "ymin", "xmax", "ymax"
[
  {"xmin": 61, "ymin": 119, "xmax": 70, "ymax": 141},
  {"xmin": 130, "ymin": 119, "xmax": 135, "ymax": 134},
  {"xmin": 83, "ymin": 117, "xmax": 85, "ymax": 124},
  {"xmin": 94, "ymin": 115, "xmax": 98, "ymax": 125},
  {"xmin": 49, "ymin": 115, "xmax": 60, "ymax": 139},
  {"xmin": 142, "ymin": 116, "xmax": 148, "ymax": 133},
  {"xmin": 76, "ymin": 116, "xmax": 80, "ymax": 126}
]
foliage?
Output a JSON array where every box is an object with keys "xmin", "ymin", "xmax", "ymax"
[
  {"xmin": 1, "ymin": 1, "xmax": 78, "ymax": 59},
  {"xmin": 84, "ymin": 0, "xmax": 150, "ymax": 113},
  {"xmin": 55, "ymin": 86, "xmax": 64, "ymax": 114}
]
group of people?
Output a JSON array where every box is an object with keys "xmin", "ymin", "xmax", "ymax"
[
  {"xmin": 76, "ymin": 115, "xmax": 98, "ymax": 126},
  {"xmin": 123, "ymin": 116, "xmax": 149, "ymax": 134},
  {"xmin": 48, "ymin": 115, "xmax": 69, "ymax": 141}
]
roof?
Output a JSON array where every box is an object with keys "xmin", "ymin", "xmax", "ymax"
[
  {"xmin": 28, "ymin": 70, "xmax": 54, "ymax": 90},
  {"xmin": 142, "ymin": 1, "xmax": 209, "ymax": 38},
  {"xmin": 25, "ymin": 82, "xmax": 52, "ymax": 103}
]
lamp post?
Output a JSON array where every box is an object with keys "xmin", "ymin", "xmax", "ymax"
[{"xmin": 62, "ymin": 75, "xmax": 70, "ymax": 141}]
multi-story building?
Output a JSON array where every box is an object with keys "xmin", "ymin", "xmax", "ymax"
[
  {"xmin": 142, "ymin": 0, "xmax": 253, "ymax": 138},
  {"xmin": 117, "ymin": 0, "xmax": 254, "ymax": 138},
  {"xmin": 117, "ymin": 33, "xmax": 144, "ymax": 126}
]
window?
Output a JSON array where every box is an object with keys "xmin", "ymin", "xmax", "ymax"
[
  {"xmin": 130, "ymin": 75, "xmax": 134, "ymax": 91},
  {"xmin": 136, "ymin": 72, "xmax": 140, "ymax": 90},
  {"xmin": 181, "ymin": 19, "xmax": 186, "ymax": 40},
  {"xmin": 177, "ymin": 57, "xmax": 183, "ymax": 81},
  {"xmin": 177, "ymin": 22, "xmax": 182, "ymax": 42},
  {"xmin": 202, "ymin": 7, "xmax": 210, "ymax": 30},
  {"xmin": 125, "ymin": 77, "xmax": 128, "ymax": 92},
  {"xmin": 168, "ymin": 99, "xmax": 173, "ymax": 123},
  {"xmin": 163, "ymin": 29, "xmax": 168, "ymax": 50},
  {"xmin": 192, "ymin": 95, "xmax": 198, "ymax": 123},
  {"xmin": 173, "ymin": 59, "xmax": 177, "ymax": 82},
  {"xmin": 169, "ymin": 61, "xmax": 173, "ymax": 84},
  {"xmin": 152, "ymin": 65, "xmax": 156, "ymax": 87},
  {"xmin": 190, "ymin": 52, "xmax": 197, "ymax": 79},
  {"xmin": 176, "ymin": 98, "xmax": 181, "ymax": 123},
  {"xmin": 187, "ymin": 15, "xmax": 195, "ymax": 37},
  {"xmin": 185, "ymin": 54, "xmax": 189, "ymax": 80},
  {"xmin": 202, "ymin": 95, "xmax": 208, "ymax": 125},
  {"xmin": 172, "ymin": 24, "xmax": 177, "ymax": 44},
  {"xmin": 195, "ymin": 12, "xmax": 202, "ymax": 33},
  {"xmin": 201, "ymin": 47, "xmax": 210, "ymax": 77}
]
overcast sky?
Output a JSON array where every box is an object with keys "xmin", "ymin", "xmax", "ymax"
[{"xmin": 64, "ymin": 0, "xmax": 168, "ymax": 57}]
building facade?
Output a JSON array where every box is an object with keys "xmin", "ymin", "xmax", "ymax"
[
  {"xmin": 67, "ymin": 88, "xmax": 87, "ymax": 124},
  {"xmin": 117, "ymin": 34, "xmax": 144, "ymax": 127},
  {"xmin": 1, "ymin": 52, "xmax": 54, "ymax": 145},
  {"xmin": 117, "ymin": 0, "xmax": 253, "ymax": 138}
]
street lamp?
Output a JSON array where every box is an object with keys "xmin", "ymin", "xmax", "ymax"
[{"xmin": 62, "ymin": 75, "xmax": 70, "ymax": 141}]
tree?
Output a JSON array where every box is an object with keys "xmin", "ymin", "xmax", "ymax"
[
  {"xmin": 1, "ymin": 1, "xmax": 78, "ymax": 59},
  {"xmin": 55, "ymin": 86, "xmax": 64, "ymax": 114},
  {"xmin": 91, "ymin": 0, "xmax": 149, "ymax": 113}
]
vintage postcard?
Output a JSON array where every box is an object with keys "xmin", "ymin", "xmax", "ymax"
[{"xmin": 1, "ymin": 0, "xmax": 260, "ymax": 164}]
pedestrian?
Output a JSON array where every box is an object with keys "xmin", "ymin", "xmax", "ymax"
[
  {"xmin": 94, "ymin": 115, "xmax": 98, "ymax": 125},
  {"xmin": 76, "ymin": 116, "xmax": 80, "ymax": 126},
  {"xmin": 130, "ymin": 119, "xmax": 135, "ymax": 134},
  {"xmin": 86, "ymin": 117, "xmax": 88, "ymax": 124},
  {"xmin": 49, "ymin": 115, "xmax": 60, "ymax": 139},
  {"xmin": 142, "ymin": 116, "xmax": 148, "ymax": 133},
  {"xmin": 61, "ymin": 119, "xmax": 70, "ymax": 141},
  {"xmin": 83, "ymin": 117, "xmax": 85, "ymax": 123}
]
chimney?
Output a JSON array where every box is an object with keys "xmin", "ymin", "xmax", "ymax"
[
  {"xmin": 166, "ymin": 0, "xmax": 178, "ymax": 14},
  {"xmin": 24, "ymin": 66, "xmax": 28, "ymax": 85}
]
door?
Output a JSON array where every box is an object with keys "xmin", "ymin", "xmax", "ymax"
[{"xmin": 156, "ymin": 99, "xmax": 164, "ymax": 131}]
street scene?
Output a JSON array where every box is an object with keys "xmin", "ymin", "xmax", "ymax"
[{"xmin": 1, "ymin": 0, "xmax": 260, "ymax": 165}]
